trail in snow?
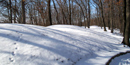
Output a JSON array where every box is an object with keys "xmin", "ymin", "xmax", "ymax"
[
  {"xmin": 8, "ymin": 30, "xmax": 23, "ymax": 63},
  {"xmin": 0, "ymin": 24, "xmax": 129, "ymax": 65}
]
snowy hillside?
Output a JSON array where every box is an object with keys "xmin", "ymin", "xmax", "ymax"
[{"xmin": 0, "ymin": 24, "xmax": 129, "ymax": 65}]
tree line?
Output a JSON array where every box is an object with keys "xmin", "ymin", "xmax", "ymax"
[{"xmin": 0, "ymin": 0, "xmax": 129, "ymax": 46}]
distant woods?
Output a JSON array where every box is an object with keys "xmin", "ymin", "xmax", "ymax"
[{"xmin": 0, "ymin": 0, "xmax": 129, "ymax": 46}]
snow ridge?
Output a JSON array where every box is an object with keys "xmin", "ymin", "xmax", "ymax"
[{"xmin": 0, "ymin": 24, "xmax": 129, "ymax": 65}]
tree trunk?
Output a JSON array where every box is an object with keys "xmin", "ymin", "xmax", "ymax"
[
  {"xmin": 108, "ymin": 13, "xmax": 110, "ymax": 30},
  {"xmin": 29, "ymin": 5, "xmax": 33, "ymax": 24},
  {"xmin": 100, "ymin": 1, "xmax": 107, "ymax": 31},
  {"xmin": 110, "ymin": 0, "xmax": 114, "ymax": 33},
  {"xmin": 8, "ymin": 6, "xmax": 10, "ymax": 22},
  {"xmin": 48, "ymin": 0, "xmax": 52, "ymax": 25},
  {"xmin": 88, "ymin": 0, "xmax": 91, "ymax": 28},
  {"xmin": 22, "ymin": 0, "xmax": 26, "ymax": 24},
  {"xmin": 9, "ymin": 0, "xmax": 12, "ymax": 23},
  {"xmin": 14, "ymin": 0, "xmax": 16, "ymax": 23},
  {"xmin": 71, "ymin": 0, "xmax": 74, "ymax": 25},
  {"xmin": 69, "ymin": 0, "xmax": 71, "ymax": 25},
  {"xmin": 108, "ymin": 1, "xmax": 111, "ymax": 30},
  {"xmin": 124, "ymin": 0, "xmax": 130, "ymax": 46},
  {"xmin": 122, "ymin": 0, "xmax": 126, "ymax": 44}
]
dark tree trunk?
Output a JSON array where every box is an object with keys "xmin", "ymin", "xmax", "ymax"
[
  {"xmin": 108, "ymin": 1, "xmax": 111, "ymax": 30},
  {"xmin": 122, "ymin": 0, "xmax": 126, "ymax": 44},
  {"xmin": 100, "ymin": 8, "xmax": 106, "ymax": 31},
  {"xmin": 69, "ymin": 0, "xmax": 71, "ymax": 25},
  {"xmin": 9, "ymin": 0, "xmax": 12, "ymax": 23},
  {"xmin": 118, "ymin": 6, "xmax": 123, "ymax": 33},
  {"xmin": 29, "ymin": 5, "xmax": 33, "ymax": 24},
  {"xmin": 124, "ymin": 0, "xmax": 130, "ymax": 46},
  {"xmin": 100, "ymin": 1, "xmax": 107, "ymax": 31},
  {"xmin": 48, "ymin": 0, "xmax": 52, "ymax": 25},
  {"xmin": 88, "ymin": 0, "xmax": 91, "ymax": 28},
  {"xmin": 71, "ymin": 0, "xmax": 74, "ymax": 25},
  {"xmin": 8, "ymin": 6, "xmax": 10, "ymax": 22},
  {"xmin": 122, "ymin": 0, "xmax": 130, "ymax": 46},
  {"xmin": 14, "ymin": 0, "xmax": 16, "ymax": 23},
  {"xmin": 22, "ymin": 0, "xmax": 26, "ymax": 24},
  {"xmin": 110, "ymin": 0, "xmax": 114, "ymax": 33},
  {"xmin": 108, "ymin": 13, "xmax": 110, "ymax": 30}
]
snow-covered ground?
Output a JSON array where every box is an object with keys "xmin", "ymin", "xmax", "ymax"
[
  {"xmin": 0, "ymin": 24, "xmax": 129, "ymax": 65},
  {"xmin": 110, "ymin": 53, "xmax": 130, "ymax": 65}
]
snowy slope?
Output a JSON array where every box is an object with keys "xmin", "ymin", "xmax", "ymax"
[
  {"xmin": 0, "ymin": 24, "xmax": 129, "ymax": 65},
  {"xmin": 110, "ymin": 53, "xmax": 130, "ymax": 65}
]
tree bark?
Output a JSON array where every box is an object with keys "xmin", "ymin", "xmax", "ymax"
[
  {"xmin": 48, "ymin": 0, "xmax": 52, "ymax": 25},
  {"xmin": 9, "ymin": 0, "xmax": 12, "ymax": 23},
  {"xmin": 14, "ymin": 0, "xmax": 16, "ymax": 23},
  {"xmin": 108, "ymin": 13, "xmax": 110, "ymax": 30},
  {"xmin": 22, "ymin": 0, "xmax": 26, "ymax": 24},
  {"xmin": 88, "ymin": 0, "xmax": 91, "ymax": 28},
  {"xmin": 69, "ymin": 0, "xmax": 71, "ymax": 25},
  {"xmin": 100, "ymin": 2, "xmax": 107, "ymax": 31},
  {"xmin": 122, "ymin": 0, "xmax": 126, "ymax": 44},
  {"xmin": 124, "ymin": 0, "xmax": 130, "ymax": 46},
  {"xmin": 110, "ymin": 0, "xmax": 114, "ymax": 33}
]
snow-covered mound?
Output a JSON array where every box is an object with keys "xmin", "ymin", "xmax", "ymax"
[
  {"xmin": 0, "ymin": 24, "xmax": 129, "ymax": 65},
  {"xmin": 110, "ymin": 53, "xmax": 130, "ymax": 65}
]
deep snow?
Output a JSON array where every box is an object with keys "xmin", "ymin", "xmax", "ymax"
[
  {"xmin": 0, "ymin": 24, "xmax": 129, "ymax": 65},
  {"xmin": 110, "ymin": 53, "xmax": 130, "ymax": 65}
]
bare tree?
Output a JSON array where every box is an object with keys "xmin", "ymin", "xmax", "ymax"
[
  {"xmin": 52, "ymin": 0, "xmax": 60, "ymax": 24},
  {"xmin": 56, "ymin": 0, "xmax": 67, "ymax": 24},
  {"xmin": 93, "ymin": 0, "xmax": 107, "ymax": 31},
  {"xmin": 75, "ymin": 0, "xmax": 85, "ymax": 26}
]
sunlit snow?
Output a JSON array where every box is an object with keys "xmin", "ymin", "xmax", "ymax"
[{"xmin": 0, "ymin": 24, "xmax": 129, "ymax": 65}]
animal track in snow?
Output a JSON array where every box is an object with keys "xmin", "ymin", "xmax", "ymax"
[
  {"xmin": 12, "ymin": 51, "xmax": 15, "ymax": 56},
  {"xmin": 9, "ymin": 58, "xmax": 14, "ymax": 62},
  {"xmin": 15, "ymin": 47, "xmax": 18, "ymax": 50},
  {"xmin": 14, "ymin": 43, "xmax": 16, "ymax": 45}
]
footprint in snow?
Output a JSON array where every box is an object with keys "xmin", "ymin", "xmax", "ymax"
[
  {"xmin": 15, "ymin": 47, "xmax": 18, "ymax": 50},
  {"xmin": 14, "ymin": 43, "xmax": 16, "ymax": 45},
  {"xmin": 9, "ymin": 58, "xmax": 14, "ymax": 62},
  {"xmin": 12, "ymin": 51, "xmax": 15, "ymax": 56}
]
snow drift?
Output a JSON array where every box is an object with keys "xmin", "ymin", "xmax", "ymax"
[{"xmin": 0, "ymin": 24, "xmax": 129, "ymax": 65}]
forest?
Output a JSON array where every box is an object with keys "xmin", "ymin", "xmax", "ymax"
[{"xmin": 0, "ymin": 0, "xmax": 129, "ymax": 46}]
